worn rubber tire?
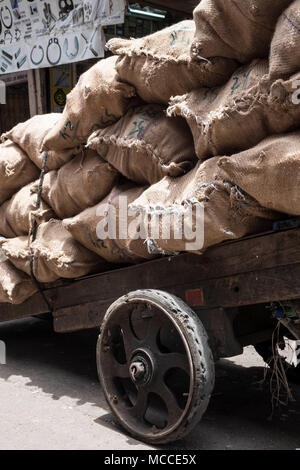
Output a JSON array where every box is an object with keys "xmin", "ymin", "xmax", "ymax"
[{"xmin": 97, "ymin": 289, "xmax": 215, "ymax": 445}]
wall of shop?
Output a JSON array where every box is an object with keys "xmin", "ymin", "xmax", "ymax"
[{"xmin": 0, "ymin": 72, "xmax": 30, "ymax": 133}]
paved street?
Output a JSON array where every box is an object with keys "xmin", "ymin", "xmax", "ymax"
[{"xmin": 0, "ymin": 317, "xmax": 299, "ymax": 450}]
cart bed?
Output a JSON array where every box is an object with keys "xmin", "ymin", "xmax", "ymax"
[{"xmin": 0, "ymin": 226, "xmax": 299, "ymax": 336}]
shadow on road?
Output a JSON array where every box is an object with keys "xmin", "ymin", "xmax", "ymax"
[{"xmin": 0, "ymin": 317, "xmax": 299, "ymax": 450}]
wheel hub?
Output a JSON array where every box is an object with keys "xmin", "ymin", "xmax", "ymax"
[{"xmin": 129, "ymin": 352, "xmax": 153, "ymax": 386}]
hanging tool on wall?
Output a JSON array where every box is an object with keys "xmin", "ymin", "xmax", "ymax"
[
  {"xmin": 42, "ymin": 2, "xmax": 57, "ymax": 30},
  {"xmin": 46, "ymin": 38, "xmax": 62, "ymax": 65},
  {"xmin": 63, "ymin": 36, "xmax": 79, "ymax": 59},
  {"xmin": 58, "ymin": 0, "xmax": 74, "ymax": 20},
  {"xmin": 30, "ymin": 45, "xmax": 45, "ymax": 66},
  {"xmin": 81, "ymin": 27, "xmax": 98, "ymax": 57},
  {"xmin": 0, "ymin": 6, "xmax": 13, "ymax": 29}
]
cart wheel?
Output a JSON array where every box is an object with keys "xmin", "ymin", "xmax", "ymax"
[{"xmin": 97, "ymin": 289, "xmax": 215, "ymax": 444}]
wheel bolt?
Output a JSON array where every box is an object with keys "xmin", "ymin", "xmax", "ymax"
[{"xmin": 111, "ymin": 395, "xmax": 118, "ymax": 404}]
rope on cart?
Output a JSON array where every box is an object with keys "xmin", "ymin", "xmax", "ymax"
[
  {"xmin": 29, "ymin": 152, "xmax": 53, "ymax": 313},
  {"xmin": 261, "ymin": 322, "xmax": 295, "ymax": 418}
]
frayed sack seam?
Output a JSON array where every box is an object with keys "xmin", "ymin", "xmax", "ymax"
[{"xmin": 88, "ymin": 135, "xmax": 190, "ymax": 174}]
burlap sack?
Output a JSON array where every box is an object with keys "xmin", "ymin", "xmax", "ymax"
[
  {"xmin": 0, "ymin": 220, "xmax": 107, "ymax": 283},
  {"xmin": 130, "ymin": 158, "xmax": 277, "ymax": 255},
  {"xmin": 63, "ymin": 180, "xmax": 155, "ymax": 264},
  {"xmin": 218, "ymin": 131, "xmax": 300, "ymax": 216},
  {"xmin": 87, "ymin": 104, "xmax": 197, "ymax": 185},
  {"xmin": 33, "ymin": 149, "xmax": 119, "ymax": 219},
  {"xmin": 0, "ymin": 182, "xmax": 55, "ymax": 238},
  {"xmin": 191, "ymin": 0, "xmax": 291, "ymax": 64},
  {"xmin": 2, "ymin": 114, "xmax": 80, "ymax": 170},
  {"xmin": 0, "ymin": 140, "xmax": 40, "ymax": 205},
  {"xmin": 168, "ymin": 64, "xmax": 300, "ymax": 159},
  {"xmin": 64, "ymin": 163, "xmax": 276, "ymax": 262},
  {"xmin": 0, "ymin": 248, "xmax": 37, "ymax": 304},
  {"xmin": 42, "ymin": 57, "xmax": 136, "ymax": 153},
  {"xmin": 107, "ymin": 21, "xmax": 237, "ymax": 105},
  {"xmin": 269, "ymin": 0, "xmax": 300, "ymax": 79}
]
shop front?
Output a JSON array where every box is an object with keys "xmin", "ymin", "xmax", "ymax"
[{"xmin": 0, "ymin": 1, "xmax": 194, "ymax": 133}]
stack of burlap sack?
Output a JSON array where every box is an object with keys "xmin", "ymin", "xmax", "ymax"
[{"xmin": 0, "ymin": 0, "xmax": 299, "ymax": 304}]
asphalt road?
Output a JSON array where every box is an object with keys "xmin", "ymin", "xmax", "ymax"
[{"xmin": 0, "ymin": 317, "xmax": 299, "ymax": 450}]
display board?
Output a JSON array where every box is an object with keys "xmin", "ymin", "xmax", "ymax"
[{"xmin": 0, "ymin": 0, "xmax": 126, "ymax": 74}]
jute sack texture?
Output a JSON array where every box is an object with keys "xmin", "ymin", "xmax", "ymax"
[
  {"xmin": 0, "ymin": 248, "xmax": 37, "ymax": 304},
  {"xmin": 130, "ymin": 157, "xmax": 278, "ymax": 256},
  {"xmin": 42, "ymin": 56, "xmax": 136, "ymax": 152},
  {"xmin": 191, "ymin": 0, "xmax": 292, "ymax": 64},
  {"xmin": 33, "ymin": 149, "xmax": 120, "ymax": 219},
  {"xmin": 269, "ymin": 0, "xmax": 300, "ymax": 80},
  {"xmin": 2, "ymin": 114, "xmax": 80, "ymax": 170},
  {"xmin": 107, "ymin": 20, "xmax": 238, "ymax": 105},
  {"xmin": 0, "ymin": 140, "xmax": 39, "ymax": 205},
  {"xmin": 0, "ymin": 182, "xmax": 55, "ymax": 238},
  {"xmin": 218, "ymin": 131, "xmax": 300, "ymax": 216},
  {"xmin": 168, "ymin": 64, "xmax": 300, "ymax": 159},
  {"xmin": 87, "ymin": 104, "xmax": 197, "ymax": 185},
  {"xmin": 0, "ymin": 220, "xmax": 108, "ymax": 283},
  {"xmin": 63, "ymin": 181, "xmax": 155, "ymax": 264},
  {"xmin": 64, "ymin": 160, "xmax": 277, "ymax": 262}
]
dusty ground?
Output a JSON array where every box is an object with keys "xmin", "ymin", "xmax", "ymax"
[{"xmin": 0, "ymin": 317, "xmax": 299, "ymax": 450}]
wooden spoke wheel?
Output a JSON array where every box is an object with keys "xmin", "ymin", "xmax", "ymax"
[{"xmin": 97, "ymin": 290, "xmax": 215, "ymax": 444}]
